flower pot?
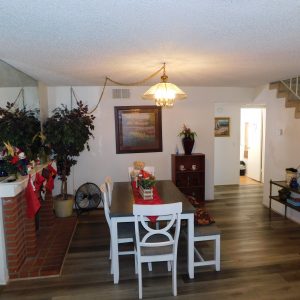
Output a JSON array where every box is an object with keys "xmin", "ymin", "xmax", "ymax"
[
  {"xmin": 139, "ymin": 186, "xmax": 154, "ymax": 200},
  {"xmin": 53, "ymin": 194, "xmax": 74, "ymax": 217},
  {"xmin": 182, "ymin": 137, "xmax": 194, "ymax": 155}
]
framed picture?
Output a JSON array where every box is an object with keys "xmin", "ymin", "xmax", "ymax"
[
  {"xmin": 215, "ymin": 117, "xmax": 230, "ymax": 137},
  {"xmin": 114, "ymin": 106, "xmax": 162, "ymax": 154}
]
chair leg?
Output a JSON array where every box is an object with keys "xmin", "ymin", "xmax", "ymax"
[
  {"xmin": 138, "ymin": 261, "xmax": 143, "ymax": 299},
  {"xmin": 172, "ymin": 260, "xmax": 177, "ymax": 296},
  {"xmin": 109, "ymin": 239, "xmax": 112, "ymax": 260},
  {"xmin": 134, "ymin": 253, "xmax": 137, "ymax": 274},
  {"xmin": 215, "ymin": 235, "xmax": 221, "ymax": 271},
  {"xmin": 167, "ymin": 261, "xmax": 171, "ymax": 271},
  {"xmin": 109, "ymin": 240, "xmax": 113, "ymax": 274}
]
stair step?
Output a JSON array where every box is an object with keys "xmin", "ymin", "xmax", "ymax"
[
  {"xmin": 285, "ymin": 99, "xmax": 300, "ymax": 108},
  {"xmin": 294, "ymin": 110, "xmax": 300, "ymax": 119},
  {"xmin": 270, "ymin": 78, "xmax": 300, "ymax": 119}
]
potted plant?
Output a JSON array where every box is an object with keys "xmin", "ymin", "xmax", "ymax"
[
  {"xmin": 43, "ymin": 101, "xmax": 95, "ymax": 217},
  {"xmin": 0, "ymin": 102, "xmax": 41, "ymax": 162},
  {"xmin": 178, "ymin": 124, "xmax": 197, "ymax": 155},
  {"xmin": 138, "ymin": 171, "xmax": 156, "ymax": 200}
]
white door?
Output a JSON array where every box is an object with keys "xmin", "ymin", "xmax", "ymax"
[{"xmin": 242, "ymin": 108, "xmax": 263, "ymax": 181}]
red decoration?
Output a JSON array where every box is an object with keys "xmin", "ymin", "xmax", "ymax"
[
  {"xmin": 131, "ymin": 182, "xmax": 163, "ymax": 222},
  {"xmin": 34, "ymin": 172, "xmax": 45, "ymax": 191},
  {"xmin": 45, "ymin": 163, "xmax": 57, "ymax": 192},
  {"xmin": 25, "ymin": 175, "xmax": 41, "ymax": 218},
  {"xmin": 140, "ymin": 169, "xmax": 151, "ymax": 178}
]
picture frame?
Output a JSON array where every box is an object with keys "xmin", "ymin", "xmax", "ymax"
[
  {"xmin": 114, "ymin": 106, "xmax": 162, "ymax": 154},
  {"xmin": 214, "ymin": 117, "xmax": 230, "ymax": 137}
]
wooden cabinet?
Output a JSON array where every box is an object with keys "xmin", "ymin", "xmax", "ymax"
[{"xmin": 171, "ymin": 153, "xmax": 205, "ymax": 201}]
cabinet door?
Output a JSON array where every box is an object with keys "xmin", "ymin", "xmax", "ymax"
[{"xmin": 176, "ymin": 172, "xmax": 202, "ymax": 187}]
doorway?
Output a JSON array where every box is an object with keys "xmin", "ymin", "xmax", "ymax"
[{"xmin": 240, "ymin": 107, "xmax": 265, "ymax": 184}]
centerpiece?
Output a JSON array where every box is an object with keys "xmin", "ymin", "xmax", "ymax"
[
  {"xmin": 138, "ymin": 170, "xmax": 156, "ymax": 200},
  {"xmin": 178, "ymin": 124, "xmax": 197, "ymax": 155}
]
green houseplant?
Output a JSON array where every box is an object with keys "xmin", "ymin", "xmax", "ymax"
[
  {"xmin": 43, "ymin": 101, "xmax": 95, "ymax": 216},
  {"xmin": 0, "ymin": 102, "xmax": 41, "ymax": 161},
  {"xmin": 0, "ymin": 102, "xmax": 42, "ymax": 177}
]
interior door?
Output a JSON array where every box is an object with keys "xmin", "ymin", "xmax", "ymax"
[{"xmin": 246, "ymin": 108, "xmax": 262, "ymax": 181}]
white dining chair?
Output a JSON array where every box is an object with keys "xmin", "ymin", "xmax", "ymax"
[
  {"xmin": 104, "ymin": 176, "xmax": 113, "ymax": 206},
  {"xmin": 100, "ymin": 183, "xmax": 136, "ymax": 274},
  {"xmin": 128, "ymin": 166, "xmax": 155, "ymax": 181},
  {"xmin": 133, "ymin": 202, "xmax": 182, "ymax": 299},
  {"xmin": 183, "ymin": 223, "xmax": 221, "ymax": 272}
]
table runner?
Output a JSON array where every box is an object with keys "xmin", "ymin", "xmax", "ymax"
[{"xmin": 131, "ymin": 182, "xmax": 163, "ymax": 222}]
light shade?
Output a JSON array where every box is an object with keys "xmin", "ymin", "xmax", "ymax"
[{"xmin": 142, "ymin": 64, "xmax": 187, "ymax": 107}]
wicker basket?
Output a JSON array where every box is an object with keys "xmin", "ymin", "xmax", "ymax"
[
  {"xmin": 139, "ymin": 186, "xmax": 153, "ymax": 200},
  {"xmin": 286, "ymin": 170, "xmax": 297, "ymax": 185}
]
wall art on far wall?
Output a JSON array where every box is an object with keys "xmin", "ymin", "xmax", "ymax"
[
  {"xmin": 114, "ymin": 106, "xmax": 162, "ymax": 154},
  {"xmin": 214, "ymin": 117, "xmax": 230, "ymax": 137}
]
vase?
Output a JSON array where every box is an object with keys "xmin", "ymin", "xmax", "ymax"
[{"xmin": 182, "ymin": 137, "xmax": 194, "ymax": 155}]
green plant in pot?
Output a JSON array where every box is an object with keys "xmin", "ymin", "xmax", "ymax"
[
  {"xmin": 43, "ymin": 101, "xmax": 95, "ymax": 217},
  {"xmin": 0, "ymin": 102, "xmax": 42, "ymax": 161},
  {"xmin": 0, "ymin": 102, "xmax": 42, "ymax": 178},
  {"xmin": 178, "ymin": 124, "xmax": 197, "ymax": 155}
]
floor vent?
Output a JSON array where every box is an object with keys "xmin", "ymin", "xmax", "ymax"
[{"xmin": 112, "ymin": 88, "xmax": 130, "ymax": 99}]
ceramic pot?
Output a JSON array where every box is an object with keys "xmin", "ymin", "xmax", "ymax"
[
  {"xmin": 182, "ymin": 137, "xmax": 194, "ymax": 155},
  {"xmin": 54, "ymin": 194, "xmax": 74, "ymax": 217}
]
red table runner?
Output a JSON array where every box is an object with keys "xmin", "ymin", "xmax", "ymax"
[{"xmin": 131, "ymin": 182, "xmax": 163, "ymax": 222}]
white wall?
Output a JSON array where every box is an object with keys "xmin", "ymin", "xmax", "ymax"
[
  {"xmin": 254, "ymin": 85, "xmax": 300, "ymax": 223},
  {"xmin": 214, "ymin": 102, "xmax": 245, "ymax": 185},
  {"xmin": 0, "ymin": 87, "xmax": 39, "ymax": 110},
  {"xmin": 47, "ymin": 86, "xmax": 255, "ymax": 201}
]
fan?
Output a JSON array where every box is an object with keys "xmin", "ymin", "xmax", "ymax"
[{"xmin": 75, "ymin": 182, "xmax": 102, "ymax": 213}]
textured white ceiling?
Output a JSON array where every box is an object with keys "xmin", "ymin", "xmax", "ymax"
[{"xmin": 1, "ymin": 0, "xmax": 300, "ymax": 87}]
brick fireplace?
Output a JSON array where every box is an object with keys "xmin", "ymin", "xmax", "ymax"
[
  {"xmin": 2, "ymin": 189, "xmax": 55, "ymax": 279},
  {"xmin": 0, "ymin": 169, "xmax": 77, "ymax": 282}
]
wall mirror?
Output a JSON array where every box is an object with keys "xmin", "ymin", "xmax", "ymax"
[{"xmin": 0, "ymin": 59, "xmax": 39, "ymax": 112}]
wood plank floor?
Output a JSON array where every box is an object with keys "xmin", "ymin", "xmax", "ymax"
[{"xmin": 1, "ymin": 184, "xmax": 300, "ymax": 300}]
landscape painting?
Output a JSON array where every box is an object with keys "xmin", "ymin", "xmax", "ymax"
[{"xmin": 114, "ymin": 106, "xmax": 162, "ymax": 153}]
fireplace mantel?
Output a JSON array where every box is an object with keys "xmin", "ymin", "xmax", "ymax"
[
  {"xmin": 0, "ymin": 163, "xmax": 49, "ymax": 284},
  {"xmin": 0, "ymin": 164, "xmax": 47, "ymax": 198}
]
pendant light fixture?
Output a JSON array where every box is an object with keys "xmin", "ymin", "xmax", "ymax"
[
  {"xmin": 71, "ymin": 63, "xmax": 187, "ymax": 114},
  {"xmin": 142, "ymin": 63, "xmax": 187, "ymax": 107}
]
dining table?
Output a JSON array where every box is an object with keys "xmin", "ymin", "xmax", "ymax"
[{"xmin": 110, "ymin": 180, "xmax": 196, "ymax": 284}]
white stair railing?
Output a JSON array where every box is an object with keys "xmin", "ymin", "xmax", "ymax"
[{"xmin": 281, "ymin": 77, "xmax": 300, "ymax": 100}]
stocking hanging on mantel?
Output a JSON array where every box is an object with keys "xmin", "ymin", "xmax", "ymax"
[
  {"xmin": 45, "ymin": 163, "xmax": 57, "ymax": 192},
  {"xmin": 34, "ymin": 172, "xmax": 45, "ymax": 192},
  {"xmin": 25, "ymin": 174, "xmax": 41, "ymax": 218}
]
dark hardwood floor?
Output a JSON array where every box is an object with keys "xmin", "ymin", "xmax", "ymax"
[{"xmin": 1, "ymin": 183, "xmax": 300, "ymax": 300}]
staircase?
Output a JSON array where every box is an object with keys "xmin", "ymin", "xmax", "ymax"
[{"xmin": 270, "ymin": 77, "xmax": 300, "ymax": 118}]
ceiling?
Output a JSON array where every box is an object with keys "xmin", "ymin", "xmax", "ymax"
[{"xmin": 1, "ymin": 0, "xmax": 300, "ymax": 87}]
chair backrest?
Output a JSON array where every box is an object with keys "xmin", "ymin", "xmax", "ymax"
[
  {"xmin": 105, "ymin": 176, "xmax": 113, "ymax": 206},
  {"xmin": 133, "ymin": 202, "xmax": 182, "ymax": 257},
  {"xmin": 100, "ymin": 183, "xmax": 111, "ymax": 231},
  {"xmin": 128, "ymin": 166, "xmax": 155, "ymax": 181}
]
